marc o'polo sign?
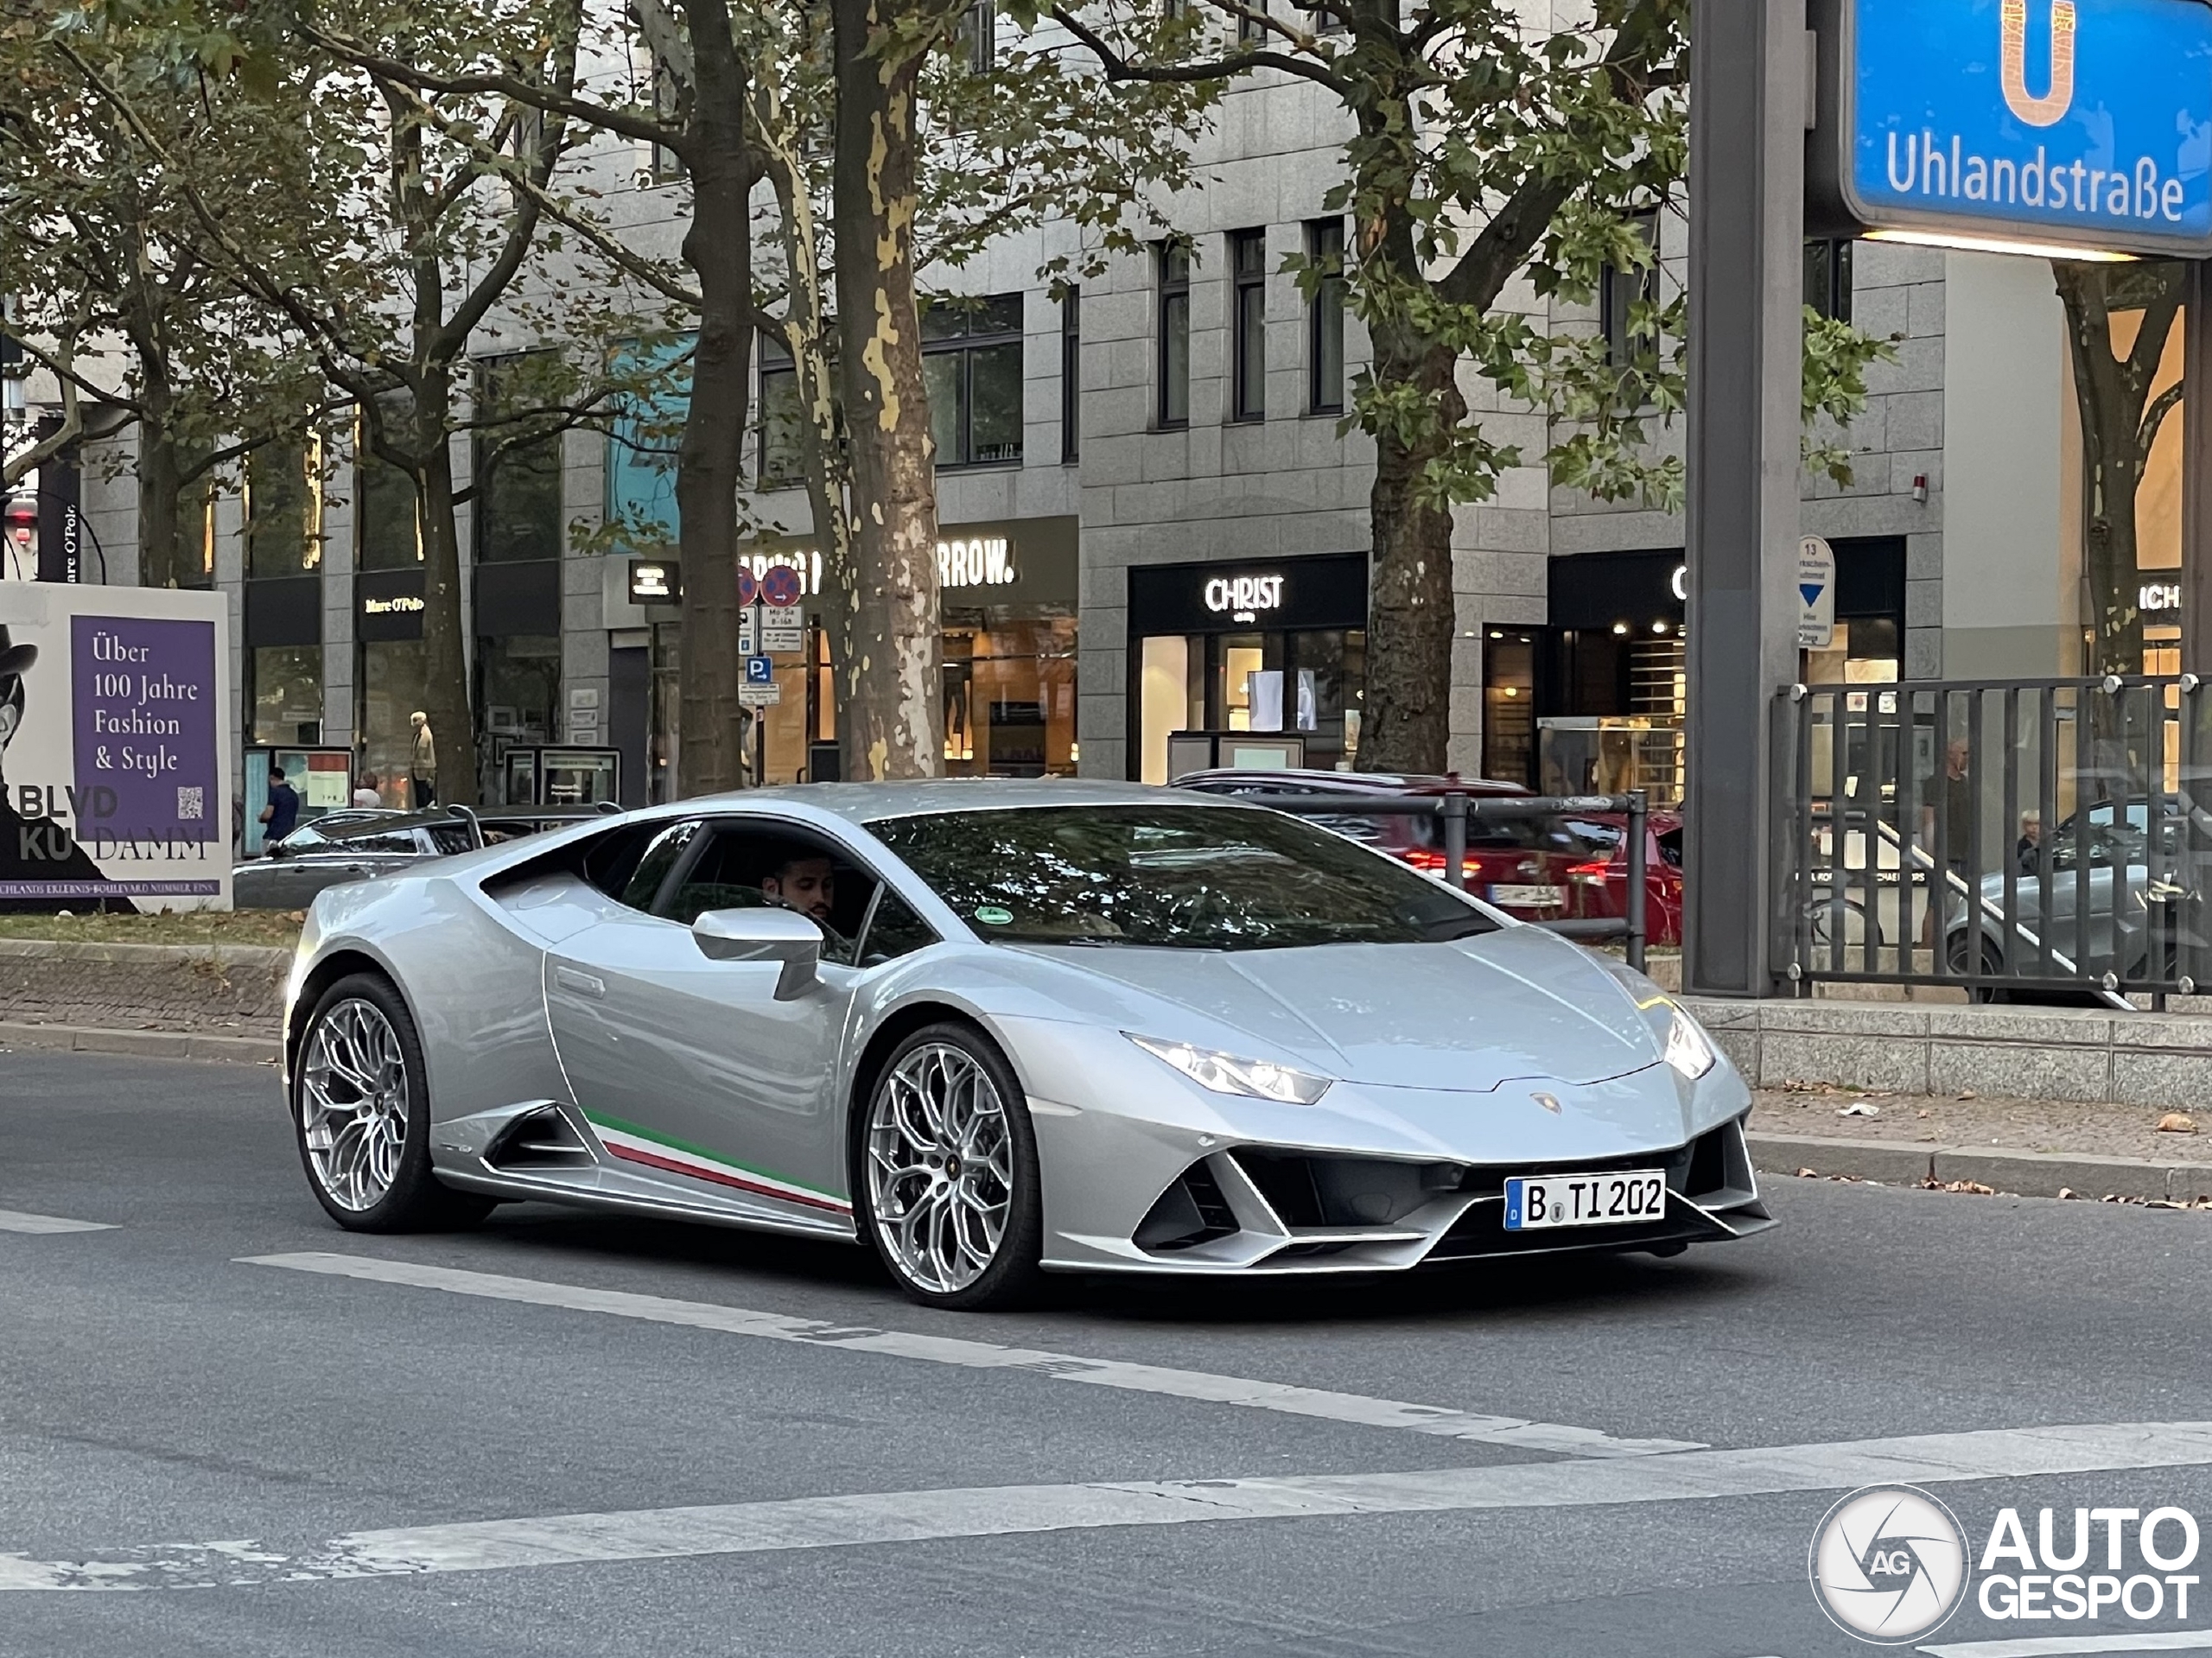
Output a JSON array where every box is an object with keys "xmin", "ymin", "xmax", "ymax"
[{"xmin": 1835, "ymin": 0, "xmax": 2212, "ymax": 257}]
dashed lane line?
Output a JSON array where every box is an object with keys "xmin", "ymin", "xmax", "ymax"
[
  {"xmin": 1921, "ymin": 1635, "xmax": 2212, "ymax": 1655},
  {"xmin": 238, "ymin": 1250, "xmax": 1701, "ymax": 1458},
  {"xmin": 7, "ymin": 1420, "xmax": 2212, "ymax": 1590},
  {"xmin": 0, "ymin": 1209, "xmax": 115, "ymax": 1234}
]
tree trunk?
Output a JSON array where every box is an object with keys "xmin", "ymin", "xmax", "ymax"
[
  {"xmin": 1362, "ymin": 330, "xmax": 1463, "ymax": 775},
  {"xmin": 413, "ymin": 377, "xmax": 479, "ymax": 807},
  {"xmin": 136, "ymin": 397, "xmax": 184, "ymax": 590},
  {"xmin": 673, "ymin": 0, "xmax": 753, "ymax": 796},
  {"xmin": 831, "ymin": 0, "xmax": 944, "ymax": 781}
]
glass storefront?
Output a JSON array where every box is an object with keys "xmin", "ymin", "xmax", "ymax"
[
  {"xmin": 1127, "ymin": 553, "xmax": 1370, "ymax": 783},
  {"xmin": 359, "ymin": 638, "xmax": 429, "ymax": 807},
  {"xmin": 943, "ymin": 613, "xmax": 1077, "ymax": 777},
  {"xmin": 249, "ymin": 645, "xmax": 324, "ymax": 746},
  {"xmin": 729, "ymin": 518, "xmax": 1081, "ymax": 785},
  {"xmin": 1481, "ymin": 541, "xmax": 1907, "ymax": 806}
]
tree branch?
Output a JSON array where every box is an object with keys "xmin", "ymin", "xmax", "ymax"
[
  {"xmin": 1048, "ymin": 5, "xmax": 1352, "ymax": 95},
  {"xmin": 295, "ymin": 20, "xmax": 686, "ymax": 159}
]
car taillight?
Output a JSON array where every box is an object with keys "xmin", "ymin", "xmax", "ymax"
[
  {"xmin": 1567, "ymin": 860, "xmax": 1615, "ymax": 885},
  {"xmin": 1402, "ymin": 848, "xmax": 1475, "ymax": 879}
]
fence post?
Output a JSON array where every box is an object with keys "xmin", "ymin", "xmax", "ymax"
[
  {"xmin": 1625, "ymin": 790, "xmax": 1649, "ymax": 973},
  {"xmin": 1442, "ymin": 792, "xmax": 1469, "ymax": 891}
]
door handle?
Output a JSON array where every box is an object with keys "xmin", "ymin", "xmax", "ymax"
[{"xmin": 554, "ymin": 966, "xmax": 606, "ymax": 1000}]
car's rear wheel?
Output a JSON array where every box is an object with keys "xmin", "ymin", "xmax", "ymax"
[
  {"xmin": 859, "ymin": 1023, "xmax": 1044, "ymax": 1310},
  {"xmin": 293, "ymin": 973, "xmax": 493, "ymax": 1232}
]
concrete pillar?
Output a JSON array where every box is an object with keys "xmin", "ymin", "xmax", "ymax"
[{"xmin": 1681, "ymin": 0, "xmax": 1807, "ymax": 996}]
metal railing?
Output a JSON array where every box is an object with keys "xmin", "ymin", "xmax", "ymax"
[
  {"xmin": 1223, "ymin": 790, "xmax": 1651, "ymax": 972},
  {"xmin": 1778, "ymin": 676, "xmax": 2212, "ymax": 1006}
]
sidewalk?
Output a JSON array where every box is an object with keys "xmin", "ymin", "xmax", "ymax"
[{"xmin": 1749, "ymin": 1084, "xmax": 2212, "ymax": 1204}]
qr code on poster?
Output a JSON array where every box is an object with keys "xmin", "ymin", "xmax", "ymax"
[{"xmin": 175, "ymin": 785, "xmax": 204, "ymax": 822}]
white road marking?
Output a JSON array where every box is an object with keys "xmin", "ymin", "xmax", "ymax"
[
  {"xmin": 238, "ymin": 1250, "xmax": 1701, "ymax": 1458},
  {"xmin": 1923, "ymin": 1636, "xmax": 2212, "ymax": 1656},
  {"xmin": 0, "ymin": 1209, "xmax": 115, "ymax": 1234},
  {"xmin": 9, "ymin": 1420, "xmax": 2212, "ymax": 1590}
]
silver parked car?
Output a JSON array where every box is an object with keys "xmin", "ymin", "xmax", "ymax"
[
  {"xmin": 238, "ymin": 809, "xmax": 601, "ymax": 911},
  {"xmin": 283, "ymin": 781, "xmax": 1770, "ymax": 1309}
]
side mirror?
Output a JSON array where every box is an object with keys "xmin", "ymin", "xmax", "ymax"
[{"xmin": 691, "ymin": 906, "xmax": 822, "ymax": 1000}]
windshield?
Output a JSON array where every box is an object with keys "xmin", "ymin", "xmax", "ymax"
[{"xmin": 868, "ymin": 804, "xmax": 1501, "ymax": 950}]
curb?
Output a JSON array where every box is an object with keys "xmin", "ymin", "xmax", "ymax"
[
  {"xmin": 1750, "ymin": 1130, "xmax": 2212, "ymax": 1204},
  {"xmin": 0, "ymin": 938, "xmax": 293, "ymax": 970},
  {"xmin": 0, "ymin": 1020, "xmax": 277, "ymax": 1065}
]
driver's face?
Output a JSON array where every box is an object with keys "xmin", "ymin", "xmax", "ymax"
[{"xmin": 764, "ymin": 858, "xmax": 835, "ymax": 922}]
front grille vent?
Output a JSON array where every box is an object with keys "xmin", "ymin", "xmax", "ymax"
[{"xmin": 1134, "ymin": 1159, "xmax": 1241, "ymax": 1253}]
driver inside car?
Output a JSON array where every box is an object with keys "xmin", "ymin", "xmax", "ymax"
[{"xmin": 762, "ymin": 854, "xmax": 838, "ymax": 928}]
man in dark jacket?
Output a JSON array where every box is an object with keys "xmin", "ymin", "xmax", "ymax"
[{"xmin": 0, "ymin": 624, "xmax": 114, "ymax": 912}]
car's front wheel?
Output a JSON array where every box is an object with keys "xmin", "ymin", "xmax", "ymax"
[
  {"xmin": 293, "ymin": 972, "xmax": 493, "ymax": 1232},
  {"xmin": 858, "ymin": 1023, "xmax": 1044, "ymax": 1310}
]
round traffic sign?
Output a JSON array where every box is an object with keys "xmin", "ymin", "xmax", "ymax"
[
  {"xmin": 761, "ymin": 563, "xmax": 804, "ymax": 608},
  {"xmin": 734, "ymin": 565, "xmax": 758, "ymax": 608}
]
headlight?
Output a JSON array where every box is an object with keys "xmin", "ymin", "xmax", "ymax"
[
  {"xmin": 1664, "ymin": 1009, "xmax": 1717, "ymax": 1081},
  {"xmin": 1128, "ymin": 1034, "xmax": 1333, "ymax": 1104}
]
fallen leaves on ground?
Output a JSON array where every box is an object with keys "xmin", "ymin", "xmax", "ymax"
[
  {"xmin": 1918, "ymin": 1178, "xmax": 1996, "ymax": 1194},
  {"xmin": 2157, "ymin": 1112, "xmax": 2199, "ymax": 1134}
]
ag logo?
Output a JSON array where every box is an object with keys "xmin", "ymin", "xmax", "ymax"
[
  {"xmin": 2000, "ymin": 0, "xmax": 2075, "ymax": 127},
  {"xmin": 1809, "ymin": 1485, "xmax": 1971, "ymax": 1643}
]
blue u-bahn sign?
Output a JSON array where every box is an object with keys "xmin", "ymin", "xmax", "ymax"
[{"xmin": 1838, "ymin": 0, "xmax": 2212, "ymax": 257}]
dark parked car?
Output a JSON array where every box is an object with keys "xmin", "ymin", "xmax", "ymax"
[{"xmin": 233, "ymin": 809, "xmax": 601, "ymax": 910}]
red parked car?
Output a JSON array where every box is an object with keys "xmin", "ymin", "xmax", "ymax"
[
  {"xmin": 1552, "ymin": 809, "xmax": 1686, "ymax": 948},
  {"xmin": 1173, "ymin": 770, "xmax": 1684, "ymax": 943}
]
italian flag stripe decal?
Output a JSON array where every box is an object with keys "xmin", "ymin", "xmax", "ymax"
[{"xmin": 584, "ymin": 1112, "xmax": 851, "ymax": 1215}]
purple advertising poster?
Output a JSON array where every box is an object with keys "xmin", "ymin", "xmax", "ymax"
[{"xmin": 69, "ymin": 615, "xmax": 220, "ymax": 846}]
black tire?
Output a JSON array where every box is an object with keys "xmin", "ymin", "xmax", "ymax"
[
  {"xmin": 855, "ymin": 1021, "xmax": 1045, "ymax": 1311},
  {"xmin": 1946, "ymin": 932, "xmax": 2010, "ymax": 1005},
  {"xmin": 292, "ymin": 972, "xmax": 494, "ymax": 1233}
]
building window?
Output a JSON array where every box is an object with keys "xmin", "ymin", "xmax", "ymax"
[
  {"xmin": 758, "ymin": 330, "xmax": 804, "ymax": 486},
  {"xmin": 952, "ymin": 0, "xmax": 995, "ymax": 70},
  {"xmin": 475, "ymin": 353, "xmax": 565, "ymax": 563},
  {"xmin": 355, "ymin": 397, "xmax": 421, "ymax": 571},
  {"xmin": 1157, "ymin": 243, "xmax": 1190, "ymax": 429},
  {"xmin": 245, "ymin": 433, "xmax": 320, "ymax": 577},
  {"xmin": 1060, "ymin": 287, "xmax": 1080, "ymax": 464},
  {"xmin": 1306, "ymin": 217, "xmax": 1346, "ymax": 415},
  {"xmin": 1230, "ymin": 228, "xmax": 1268, "ymax": 423},
  {"xmin": 1600, "ymin": 211, "xmax": 1660, "ymax": 371},
  {"xmin": 1238, "ymin": 0, "xmax": 1267, "ymax": 41},
  {"xmin": 1804, "ymin": 238, "xmax": 1853, "ymax": 322},
  {"xmin": 175, "ymin": 471, "xmax": 217, "ymax": 588},
  {"xmin": 922, "ymin": 293, "xmax": 1023, "ymax": 467}
]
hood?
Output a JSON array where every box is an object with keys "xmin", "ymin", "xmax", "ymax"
[{"xmin": 1015, "ymin": 925, "xmax": 1665, "ymax": 1091}]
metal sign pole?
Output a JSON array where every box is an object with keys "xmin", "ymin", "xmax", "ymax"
[{"xmin": 1682, "ymin": 0, "xmax": 1806, "ymax": 996}]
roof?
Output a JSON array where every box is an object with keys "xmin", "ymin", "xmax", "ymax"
[
  {"xmin": 663, "ymin": 778, "xmax": 1228, "ymax": 826},
  {"xmin": 1173, "ymin": 768, "xmax": 1532, "ymax": 797}
]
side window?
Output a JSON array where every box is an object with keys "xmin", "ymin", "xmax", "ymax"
[
  {"xmin": 1656, "ymin": 828, "xmax": 1684, "ymax": 869},
  {"xmin": 859, "ymin": 890, "xmax": 938, "ymax": 966},
  {"xmin": 619, "ymin": 820, "xmax": 700, "ymax": 912},
  {"xmin": 426, "ymin": 824, "xmax": 475, "ymax": 855},
  {"xmin": 345, "ymin": 830, "xmax": 423, "ymax": 855},
  {"xmin": 582, "ymin": 822, "xmax": 664, "ymax": 899},
  {"xmin": 662, "ymin": 823, "xmax": 880, "ymax": 967}
]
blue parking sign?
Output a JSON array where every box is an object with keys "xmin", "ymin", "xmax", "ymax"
[{"xmin": 745, "ymin": 654, "xmax": 773, "ymax": 686}]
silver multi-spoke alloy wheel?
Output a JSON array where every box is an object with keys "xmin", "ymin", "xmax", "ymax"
[
  {"xmin": 866, "ymin": 1041, "xmax": 1016, "ymax": 1294},
  {"xmin": 299, "ymin": 997, "xmax": 411, "ymax": 1212}
]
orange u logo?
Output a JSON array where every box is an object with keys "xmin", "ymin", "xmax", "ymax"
[{"xmin": 2000, "ymin": 0, "xmax": 2076, "ymax": 127}]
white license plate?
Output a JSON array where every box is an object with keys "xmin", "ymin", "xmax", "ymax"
[
  {"xmin": 1490, "ymin": 883, "xmax": 1564, "ymax": 906},
  {"xmin": 1503, "ymin": 1169, "xmax": 1668, "ymax": 1230}
]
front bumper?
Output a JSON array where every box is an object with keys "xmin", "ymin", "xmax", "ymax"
[{"xmin": 1040, "ymin": 1112, "xmax": 1771, "ymax": 1274}]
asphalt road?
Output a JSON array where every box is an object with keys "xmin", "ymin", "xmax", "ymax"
[{"xmin": 7, "ymin": 1049, "xmax": 2212, "ymax": 1657}]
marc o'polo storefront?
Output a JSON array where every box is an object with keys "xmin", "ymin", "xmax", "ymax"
[{"xmin": 1127, "ymin": 552, "xmax": 1369, "ymax": 783}]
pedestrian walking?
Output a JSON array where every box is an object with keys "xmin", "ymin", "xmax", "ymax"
[
  {"xmin": 258, "ymin": 765, "xmax": 301, "ymax": 849},
  {"xmin": 409, "ymin": 712, "xmax": 437, "ymax": 808}
]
